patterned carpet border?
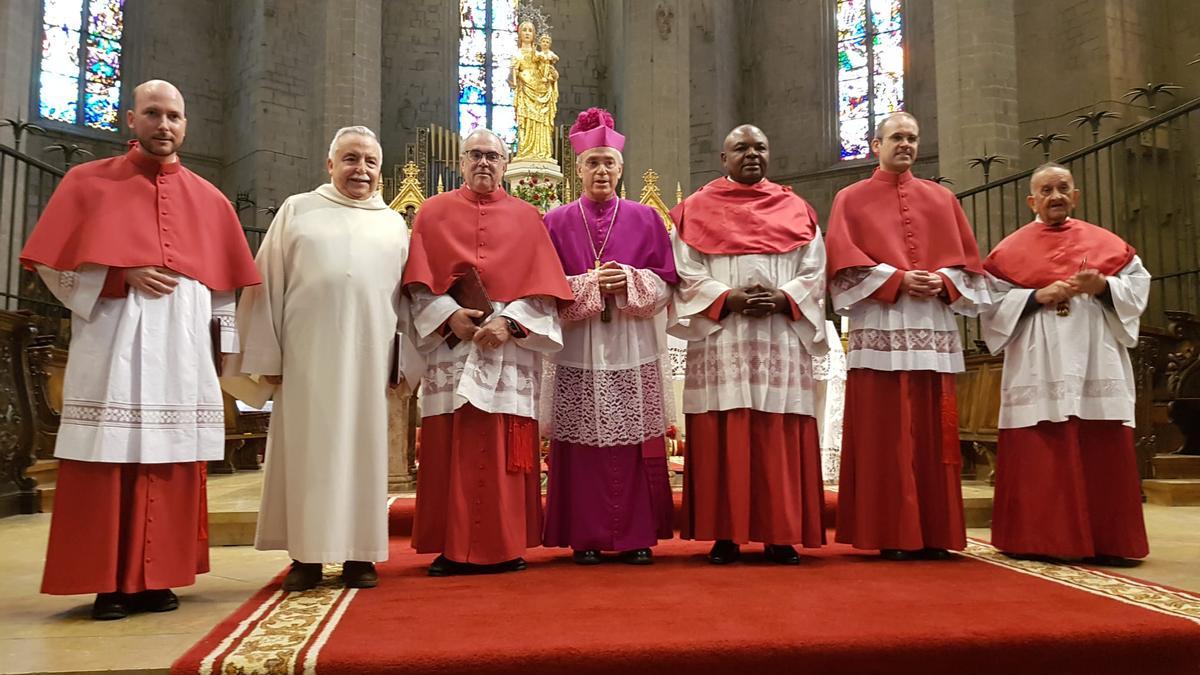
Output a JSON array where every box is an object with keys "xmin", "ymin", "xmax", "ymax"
[{"xmin": 961, "ymin": 538, "xmax": 1200, "ymax": 625}]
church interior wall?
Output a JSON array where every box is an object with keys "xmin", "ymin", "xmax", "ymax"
[{"xmin": 731, "ymin": 0, "xmax": 939, "ymax": 223}]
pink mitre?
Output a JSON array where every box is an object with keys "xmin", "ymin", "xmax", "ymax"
[{"xmin": 568, "ymin": 107, "xmax": 625, "ymax": 155}]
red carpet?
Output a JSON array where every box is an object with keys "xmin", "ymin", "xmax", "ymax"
[{"xmin": 174, "ymin": 497, "xmax": 1200, "ymax": 675}]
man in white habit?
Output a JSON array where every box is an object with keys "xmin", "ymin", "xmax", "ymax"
[{"xmin": 235, "ymin": 126, "xmax": 412, "ymax": 590}]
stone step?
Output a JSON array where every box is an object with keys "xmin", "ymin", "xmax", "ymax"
[
  {"xmin": 1152, "ymin": 454, "xmax": 1200, "ymax": 479},
  {"xmin": 26, "ymin": 458, "xmax": 58, "ymax": 487},
  {"xmin": 1142, "ymin": 479, "xmax": 1200, "ymax": 506},
  {"xmin": 37, "ymin": 486, "xmax": 55, "ymax": 514}
]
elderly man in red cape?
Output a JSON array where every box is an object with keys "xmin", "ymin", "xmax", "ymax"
[
  {"xmin": 981, "ymin": 163, "xmax": 1150, "ymax": 567},
  {"xmin": 826, "ymin": 112, "xmax": 990, "ymax": 561},
  {"xmin": 669, "ymin": 124, "xmax": 829, "ymax": 565},
  {"xmin": 20, "ymin": 80, "xmax": 260, "ymax": 619},
  {"xmin": 404, "ymin": 128, "xmax": 572, "ymax": 576}
]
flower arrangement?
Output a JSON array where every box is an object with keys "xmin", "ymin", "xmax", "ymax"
[{"xmin": 511, "ymin": 175, "xmax": 561, "ymax": 213}]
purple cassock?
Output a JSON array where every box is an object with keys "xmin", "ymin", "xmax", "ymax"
[{"xmin": 542, "ymin": 195, "xmax": 679, "ymax": 552}]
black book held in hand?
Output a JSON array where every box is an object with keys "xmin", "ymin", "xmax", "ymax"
[{"xmin": 446, "ymin": 267, "xmax": 493, "ymax": 348}]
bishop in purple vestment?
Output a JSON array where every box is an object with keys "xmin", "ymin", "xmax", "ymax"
[{"xmin": 542, "ymin": 108, "xmax": 679, "ymax": 564}]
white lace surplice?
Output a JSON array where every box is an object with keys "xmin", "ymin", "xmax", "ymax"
[
  {"xmin": 812, "ymin": 320, "xmax": 847, "ymax": 484},
  {"xmin": 410, "ymin": 288, "xmax": 562, "ymax": 420},
  {"xmin": 831, "ymin": 263, "xmax": 989, "ymax": 373},
  {"xmin": 543, "ymin": 265, "xmax": 673, "ymax": 446},
  {"xmin": 668, "ymin": 230, "xmax": 828, "ymax": 416},
  {"xmin": 38, "ymin": 264, "xmax": 236, "ymax": 463},
  {"xmin": 981, "ymin": 257, "xmax": 1149, "ymax": 429}
]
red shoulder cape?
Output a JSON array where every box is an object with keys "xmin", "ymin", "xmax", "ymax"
[
  {"xmin": 20, "ymin": 144, "xmax": 259, "ymax": 291},
  {"xmin": 402, "ymin": 185, "xmax": 572, "ymax": 302},
  {"xmin": 825, "ymin": 169, "xmax": 982, "ymax": 276},
  {"xmin": 669, "ymin": 177, "xmax": 816, "ymax": 255},
  {"xmin": 984, "ymin": 218, "xmax": 1135, "ymax": 289}
]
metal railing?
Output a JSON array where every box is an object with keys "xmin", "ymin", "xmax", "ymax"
[
  {"xmin": 958, "ymin": 97, "xmax": 1200, "ymax": 345},
  {"xmin": 0, "ymin": 145, "xmax": 67, "ymax": 320}
]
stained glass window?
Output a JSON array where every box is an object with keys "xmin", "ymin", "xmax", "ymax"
[
  {"xmin": 837, "ymin": 0, "xmax": 904, "ymax": 160},
  {"xmin": 459, "ymin": 0, "xmax": 519, "ymax": 151},
  {"xmin": 38, "ymin": 0, "xmax": 124, "ymax": 132}
]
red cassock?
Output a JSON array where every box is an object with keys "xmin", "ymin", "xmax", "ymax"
[
  {"xmin": 404, "ymin": 186, "xmax": 571, "ymax": 565},
  {"xmin": 826, "ymin": 169, "xmax": 982, "ymax": 552},
  {"xmin": 985, "ymin": 219, "xmax": 1147, "ymax": 559},
  {"xmin": 25, "ymin": 144, "xmax": 260, "ymax": 595},
  {"xmin": 671, "ymin": 178, "xmax": 826, "ymax": 547}
]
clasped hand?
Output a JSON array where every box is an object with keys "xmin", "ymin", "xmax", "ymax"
[
  {"xmin": 726, "ymin": 284, "xmax": 787, "ymax": 318},
  {"xmin": 448, "ymin": 309, "xmax": 509, "ymax": 350},
  {"xmin": 900, "ymin": 270, "xmax": 944, "ymax": 298},
  {"xmin": 125, "ymin": 266, "xmax": 179, "ymax": 297},
  {"xmin": 1034, "ymin": 269, "xmax": 1106, "ymax": 305},
  {"xmin": 595, "ymin": 261, "xmax": 627, "ymax": 295}
]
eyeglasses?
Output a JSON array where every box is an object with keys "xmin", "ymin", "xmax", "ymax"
[{"xmin": 466, "ymin": 149, "xmax": 505, "ymax": 163}]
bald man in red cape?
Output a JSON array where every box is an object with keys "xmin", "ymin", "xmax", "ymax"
[
  {"xmin": 669, "ymin": 124, "xmax": 829, "ymax": 566},
  {"xmin": 404, "ymin": 129, "xmax": 572, "ymax": 576},
  {"xmin": 826, "ymin": 113, "xmax": 989, "ymax": 560},
  {"xmin": 20, "ymin": 81, "xmax": 259, "ymax": 619},
  {"xmin": 981, "ymin": 163, "xmax": 1149, "ymax": 567}
]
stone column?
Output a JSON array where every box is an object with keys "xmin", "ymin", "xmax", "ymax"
[
  {"xmin": 605, "ymin": 0, "xmax": 690, "ymax": 199},
  {"xmin": 933, "ymin": 0, "xmax": 1020, "ymax": 190},
  {"xmin": 688, "ymin": 0, "xmax": 741, "ymax": 189},
  {"xmin": 221, "ymin": 0, "xmax": 383, "ymax": 233},
  {"xmin": 313, "ymin": 0, "xmax": 383, "ymax": 171}
]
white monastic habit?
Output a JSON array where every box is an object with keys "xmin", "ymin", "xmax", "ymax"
[{"xmin": 236, "ymin": 183, "xmax": 410, "ymax": 563}]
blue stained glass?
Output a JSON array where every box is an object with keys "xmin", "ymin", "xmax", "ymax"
[
  {"xmin": 459, "ymin": 28, "xmax": 486, "ymax": 66},
  {"xmin": 490, "ymin": 60, "xmax": 513, "ymax": 104},
  {"xmin": 459, "ymin": 103, "xmax": 487, "ymax": 137},
  {"xmin": 44, "ymin": 0, "xmax": 84, "ymax": 30},
  {"xmin": 39, "ymin": 72, "xmax": 79, "ymax": 123},
  {"xmin": 458, "ymin": 0, "xmax": 523, "ymax": 147},
  {"xmin": 86, "ymin": 35, "xmax": 121, "ymax": 85},
  {"xmin": 493, "ymin": 0, "xmax": 517, "ymax": 31},
  {"xmin": 870, "ymin": 0, "xmax": 902, "ymax": 34},
  {"xmin": 837, "ymin": 0, "xmax": 904, "ymax": 162},
  {"xmin": 42, "ymin": 26, "xmax": 81, "ymax": 77},
  {"xmin": 88, "ymin": 0, "xmax": 124, "ymax": 39},
  {"xmin": 84, "ymin": 80, "xmax": 120, "ymax": 131},
  {"xmin": 838, "ymin": 39, "xmax": 867, "ymax": 73},
  {"xmin": 840, "ymin": 117, "xmax": 870, "ymax": 160},
  {"xmin": 461, "ymin": 0, "xmax": 488, "ymax": 29},
  {"xmin": 39, "ymin": 0, "xmax": 124, "ymax": 130},
  {"xmin": 836, "ymin": 0, "xmax": 865, "ymax": 41},
  {"xmin": 492, "ymin": 104, "xmax": 517, "ymax": 150}
]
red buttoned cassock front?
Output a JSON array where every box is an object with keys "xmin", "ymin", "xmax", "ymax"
[
  {"xmin": 21, "ymin": 142, "xmax": 260, "ymax": 595},
  {"xmin": 404, "ymin": 185, "xmax": 572, "ymax": 565},
  {"xmin": 826, "ymin": 168, "xmax": 982, "ymax": 553}
]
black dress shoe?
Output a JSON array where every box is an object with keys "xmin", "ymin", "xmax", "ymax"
[
  {"xmin": 1083, "ymin": 554, "xmax": 1141, "ymax": 568},
  {"xmin": 498, "ymin": 557, "xmax": 527, "ymax": 572},
  {"xmin": 921, "ymin": 548, "xmax": 953, "ymax": 561},
  {"xmin": 764, "ymin": 544, "xmax": 801, "ymax": 565},
  {"xmin": 342, "ymin": 561, "xmax": 378, "ymax": 588},
  {"xmin": 708, "ymin": 540, "xmax": 741, "ymax": 565},
  {"xmin": 573, "ymin": 549, "xmax": 602, "ymax": 565},
  {"xmin": 1002, "ymin": 551, "xmax": 1063, "ymax": 564},
  {"xmin": 428, "ymin": 555, "xmax": 458, "ymax": 577},
  {"xmin": 282, "ymin": 561, "xmax": 324, "ymax": 591},
  {"xmin": 91, "ymin": 592, "xmax": 128, "ymax": 621},
  {"xmin": 880, "ymin": 549, "xmax": 919, "ymax": 561},
  {"xmin": 619, "ymin": 548, "xmax": 653, "ymax": 565},
  {"xmin": 134, "ymin": 589, "xmax": 180, "ymax": 612}
]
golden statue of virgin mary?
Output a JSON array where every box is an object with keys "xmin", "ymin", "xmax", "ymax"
[{"xmin": 510, "ymin": 20, "xmax": 558, "ymax": 161}]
